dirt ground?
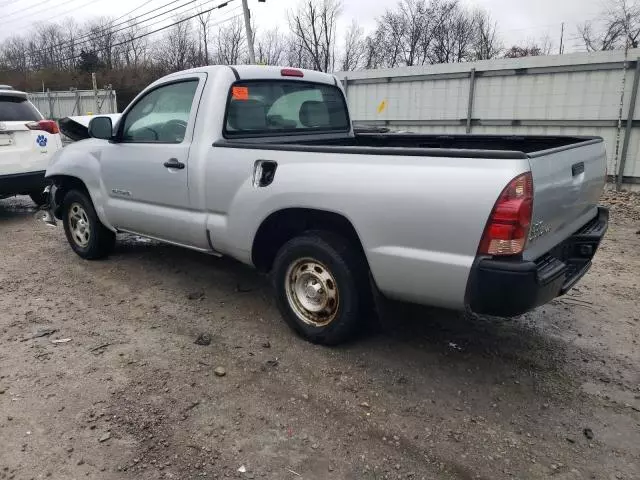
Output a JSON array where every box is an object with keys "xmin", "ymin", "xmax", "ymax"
[{"xmin": 0, "ymin": 191, "xmax": 639, "ymax": 480}]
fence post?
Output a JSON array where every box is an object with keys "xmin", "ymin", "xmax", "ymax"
[
  {"xmin": 466, "ymin": 68, "xmax": 477, "ymax": 134},
  {"xmin": 618, "ymin": 58, "xmax": 640, "ymax": 190},
  {"xmin": 71, "ymin": 88, "xmax": 80, "ymax": 115},
  {"xmin": 92, "ymin": 72, "xmax": 99, "ymax": 114},
  {"xmin": 47, "ymin": 89, "xmax": 54, "ymax": 119},
  {"xmin": 109, "ymin": 87, "xmax": 116, "ymax": 113}
]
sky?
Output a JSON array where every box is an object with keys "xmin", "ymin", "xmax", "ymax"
[{"xmin": 0, "ymin": 0, "xmax": 607, "ymax": 52}]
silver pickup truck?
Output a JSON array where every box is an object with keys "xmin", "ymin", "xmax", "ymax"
[{"xmin": 43, "ymin": 65, "xmax": 609, "ymax": 345}]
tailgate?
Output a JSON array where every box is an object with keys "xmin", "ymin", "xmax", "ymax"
[{"xmin": 524, "ymin": 139, "xmax": 607, "ymax": 261}]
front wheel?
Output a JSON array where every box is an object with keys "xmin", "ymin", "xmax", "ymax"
[
  {"xmin": 271, "ymin": 231, "xmax": 370, "ymax": 345},
  {"xmin": 62, "ymin": 190, "xmax": 115, "ymax": 260}
]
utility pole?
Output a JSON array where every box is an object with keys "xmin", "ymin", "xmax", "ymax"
[
  {"xmin": 92, "ymin": 72, "xmax": 99, "ymax": 114},
  {"xmin": 241, "ymin": 0, "xmax": 256, "ymax": 64},
  {"xmin": 559, "ymin": 22, "xmax": 565, "ymax": 55}
]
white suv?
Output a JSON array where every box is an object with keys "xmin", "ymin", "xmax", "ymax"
[{"xmin": 0, "ymin": 86, "xmax": 63, "ymax": 205}]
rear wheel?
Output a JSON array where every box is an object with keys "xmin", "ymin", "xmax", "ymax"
[
  {"xmin": 271, "ymin": 231, "xmax": 370, "ymax": 345},
  {"xmin": 62, "ymin": 190, "xmax": 115, "ymax": 260}
]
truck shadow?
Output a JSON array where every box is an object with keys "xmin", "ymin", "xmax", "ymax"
[
  {"xmin": 0, "ymin": 197, "xmax": 38, "ymax": 221},
  {"xmin": 111, "ymin": 236, "xmax": 575, "ymax": 390}
]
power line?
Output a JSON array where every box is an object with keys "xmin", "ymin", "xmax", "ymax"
[
  {"xmin": 1, "ymin": 0, "xmax": 85, "ymax": 27},
  {"xmin": 3, "ymin": 0, "xmax": 54, "ymax": 21},
  {"xmin": 0, "ymin": 0, "xmax": 19, "ymax": 8},
  {"xmin": 47, "ymin": 0, "xmax": 239, "ymax": 65},
  {"xmin": 34, "ymin": 0, "xmax": 157, "ymax": 30},
  {"xmin": 53, "ymin": 0, "xmax": 215, "ymax": 54},
  {"xmin": 3, "ymin": 0, "xmax": 213, "ymax": 61}
]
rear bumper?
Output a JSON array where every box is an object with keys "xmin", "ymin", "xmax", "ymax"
[
  {"xmin": 0, "ymin": 170, "xmax": 47, "ymax": 195},
  {"xmin": 466, "ymin": 207, "xmax": 609, "ymax": 317}
]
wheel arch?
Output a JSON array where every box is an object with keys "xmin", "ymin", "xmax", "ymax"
[
  {"xmin": 251, "ymin": 207, "xmax": 368, "ymax": 273},
  {"xmin": 48, "ymin": 175, "xmax": 116, "ymax": 232}
]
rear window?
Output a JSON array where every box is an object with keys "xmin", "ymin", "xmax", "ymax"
[
  {"xmin": 224, "ymin": 81, "xmax": 349, "ymax": 137},
  {"xmin": 0, "ymin": 96, "xmax": 41, "ymax": 121}
]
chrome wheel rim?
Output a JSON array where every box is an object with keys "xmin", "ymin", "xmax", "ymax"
[
  {"xmin": 285, "ymin": 258, "xmax": 339, "ymax": 327},
  {"xmin": 68, "ymin": 202, "xmax": 91, "ymax": 248}
]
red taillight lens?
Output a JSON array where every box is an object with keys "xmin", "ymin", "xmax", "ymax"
[
  {"xmin": 281, "ymin": 68, "xmax": 304, "ymax": 78},
  {"xmin": 26, "ymin": 120, "xmax": 60, "ymax": 135},
  {"xmin": 478, "ymin": 172, "xmax": 534, "ymax": 256}
]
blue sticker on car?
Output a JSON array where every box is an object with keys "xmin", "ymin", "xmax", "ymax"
[{"xmin": 36, "ymin": 135, "xmax": 48, "ymax": 147}]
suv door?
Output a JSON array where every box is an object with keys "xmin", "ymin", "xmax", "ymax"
[{"xmin": 100, "ymin": 76, "xmax": 205, "ymax": 245}]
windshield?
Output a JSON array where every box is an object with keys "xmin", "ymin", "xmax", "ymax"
[{"xmin": 224, "ymin": 80, "xmax": 349, "ymax": 137}]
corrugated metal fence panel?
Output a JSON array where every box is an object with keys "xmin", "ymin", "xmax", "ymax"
[
  {"xmin": 27, "ymin": 89, "xmax": 118, "ymax": 119},
  {"xmin": 338, "ymin": 49, "xmax": 640, "ymax": 182}
]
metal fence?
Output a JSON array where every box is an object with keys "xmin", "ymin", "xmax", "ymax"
[
  {"xmin": 336, "ymin": 49, "xmax": 640, "ymax": 187},
  {"xmin": 27, "ymin": 87, "xmax": 118, "ymax": 120}
]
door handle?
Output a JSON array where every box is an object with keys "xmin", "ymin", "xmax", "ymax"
[{"xmin": 164, "ymin": 158, "xmax": 185, "ymax": 170}]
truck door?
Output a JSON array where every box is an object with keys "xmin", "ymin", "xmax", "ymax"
[{"xmin": 99, "ymin": 75, "xmax": 205, "ymax": 246}]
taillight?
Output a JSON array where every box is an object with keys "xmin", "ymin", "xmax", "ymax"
[
  {"xmin": 478, "ymin": 172, "xmax": 534, "ymax": 256},
  {"xmin": 26, "ymin": 120, "xmax": 59, "ymax": 135},
  {"xmin": 281, "ymin": 68, "xmax": 304, "ymax": 78}
]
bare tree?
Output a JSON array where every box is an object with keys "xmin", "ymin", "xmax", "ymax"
[
  {"xmin": 579, "ymin": 0, "xmax": 640, "ymax": 51},
  {"xmin": 288, "ymin": 0, "xmax": 341, "ymax": 72},
  {"xmin": 196, "ymin": 8, "xmax": 212, "ymax": 66},
  {"xmin": 340, "ymin": 20, "xmax": 365, "ymax": 71},
  {"xmin": 472, "ymin": 9, "xmax": 502, "ymax": 60},
  {"xmin": 85, "ymin": 17, "xmax": 119, "ymax": 69},
  {"xmin": 255, "ymin": 28, "xmax": 286, "ymax": 65},
  {"xmin": 154, "ymin": 17, "xmax": 197, "ymax": 72},
  {"xmin": 0, "ymin": 35, "xmax": 29, "ymax": 73},
  {"xmin": 366, "ymin": 0, "xmax": 488, "ymax": 68},
  {"xmin": 213, "ymin": 18, "xmax": 246, "ymax": 65},
  {"xmin": 504, "ymin": 43, "xmax": 543, "ymax": 59},
  {"xmin": 430, "ymin": 1, "xmax": 476, "ymax": 64},
  {"xmin": 372, "ymin": 0, "xmax": 434, "ymax": 67},
  {"xmin": 120, "ymin": 20, "xmax": 149, "ymax": 68}
]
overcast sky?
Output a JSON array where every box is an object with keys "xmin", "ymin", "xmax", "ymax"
[{"xmin": 0, "ymin": 0, "xmax": 606, "ymax": 52}]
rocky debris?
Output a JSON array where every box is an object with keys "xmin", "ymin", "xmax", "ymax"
[
  {"xmin": 214, "ymin": 367, "xmax": 226, "ymax": 377},
  {"xmin": 583, "ymin": 428, "xmax": 594, "ymax": 440},
  {"xmin": 194, "ymin": 334, "xmax": 212, "ymax": 346},
  {"xmin": 98, "ymin": 432, "xmax": 111, "ymax": 443},
  {"xmin": 22, "ymin": 328, "xmax": 57, "ymax": 341},
  {"xmin": 262, "ymin": 341, "xmax": 271, "ymax": 349},
  {"xmin": 600, "ymin": 190, "xmax": 640, "ymax": 222},
  {"xmin": 187, "ymin": 291, "xmax": 205, "ymax": 300}
]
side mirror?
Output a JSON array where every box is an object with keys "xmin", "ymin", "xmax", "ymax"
[{"xmin": 88, "ymin": 116, "xmax": 114, "ymax": 140}]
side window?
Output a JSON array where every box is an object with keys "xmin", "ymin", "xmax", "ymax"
[{"xmin": 121, "ymin": 80, "xmax": 198, "ymax": 143}]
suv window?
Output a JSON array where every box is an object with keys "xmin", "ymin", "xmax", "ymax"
[
  {"xmin": 224, "ymin": 81, "xmax": 349, "ymax": 136},
  {"xmin": 0, "ymin": 96, "xmax": 42, "ymax": 121},
  {"xmin": 121, "ymin": 80, "xmax": 198, "ymax": 143}
]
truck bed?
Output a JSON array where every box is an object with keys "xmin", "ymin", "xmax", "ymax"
[{"xmin": 217, "ymin": 133, "xmax": 601, "ymax": 159}]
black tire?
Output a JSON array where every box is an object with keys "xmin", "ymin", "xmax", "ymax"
[
  {"xmin": 271, "ymin": 230, "xmax": 370, "ymax": 345},
  {"xmin": 62, "ymin": 189, "xmax": 115, "ymax": 260},
  {"xmin": 29, "ymin": 190, "xmax": 48, "ymax": 206}
]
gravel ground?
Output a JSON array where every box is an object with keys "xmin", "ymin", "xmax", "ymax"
[{"xmin": 0, "ymin": 193, "xmax": 639, "ymax": 480}]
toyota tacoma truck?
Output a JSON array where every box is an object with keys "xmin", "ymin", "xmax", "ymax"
[{"xmin": 42, "ymin": 65, "xmax": 609, "ymax": 345}]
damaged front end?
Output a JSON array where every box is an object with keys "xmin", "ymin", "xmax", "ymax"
[{"xmin": 40, "ymin": 184, "xmax": 59, "ymax": 227}]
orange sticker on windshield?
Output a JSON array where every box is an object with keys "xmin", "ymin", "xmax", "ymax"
[{"xmin": 232, "ymin": 86, "xmax": 249, "ymax": 100}]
